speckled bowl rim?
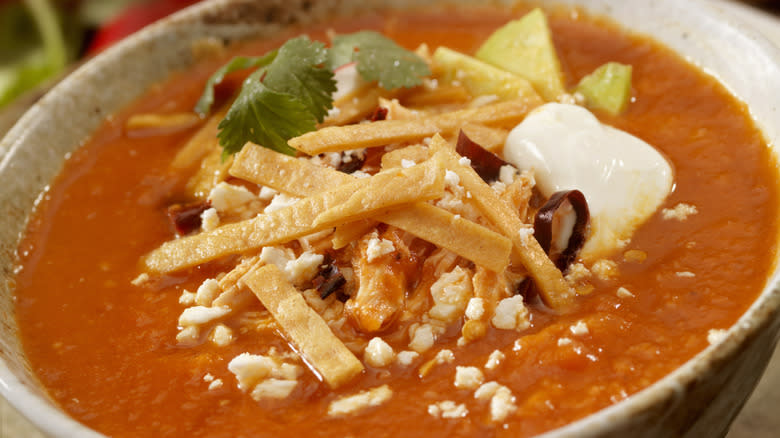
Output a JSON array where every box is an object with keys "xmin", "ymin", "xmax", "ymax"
[{"xmin": 1, "ymin": 1, "xmax": 779, "ymax": 437}]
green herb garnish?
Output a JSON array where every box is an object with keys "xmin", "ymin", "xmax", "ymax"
[{"xmin": 197, "ymin": 31, "xmax": 431, "ymax": 157}]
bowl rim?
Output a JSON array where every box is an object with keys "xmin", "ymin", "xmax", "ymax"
[{"xmin": 1, "ymin": 0, "xmax": 779, "ymax": 437}]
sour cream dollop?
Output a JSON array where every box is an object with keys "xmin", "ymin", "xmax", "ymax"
[{"xmin": 503, "ymin": 103, "xmax": 674, "ymax": 260}]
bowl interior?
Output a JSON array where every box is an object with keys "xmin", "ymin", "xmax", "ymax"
[{"xmin": 1, "ymin": 0, "xmax": 779, "ymax": 437}]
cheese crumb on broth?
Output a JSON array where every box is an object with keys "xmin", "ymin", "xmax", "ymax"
[{"xmin": 11, "ymin": 4, "xmax": 778, "ymax": 438}]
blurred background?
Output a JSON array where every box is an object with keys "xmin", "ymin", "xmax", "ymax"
[{"xmin": 0, "ymin": 0, "xmax": 779, "ymax": 437}]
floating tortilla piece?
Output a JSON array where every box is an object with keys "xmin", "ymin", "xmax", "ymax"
[
  {"xmin": 380, "ymin": 144, "xmax": 431, "ymax": 169},
  {"xmin": 475, "ymin": 8, "xmax": 565, "ymax": 101},
  {"xmin": 288, "ymin": 98, "xmax": 541, "ymax": 155},
  {"xmin": 231, "ymin": 143, "xmax": 511, "ymax": 272},
  {"xmin": 243, "ymin": 264, "xmax": 364, "ymax": 388},
  {"xmin": 332, "ymin": 219, "xmax": 376, "ymax": 249},
  {"xmin": 125, "ymin": 112, "xmax": 201, "ymax": 137},
  {"xmin": 430, "ymin": 135, "xmax": 574, "ymax": 309},
  {"xmin": 432, "ymin": 46, "xmax": 539, "ymax": 101},
  {"xmin": 575, "ymin": 62, "xmax": 633, "ymax": 116},
  {"xmin": 185, "ymin": 146, "xmax": 234, "ymax": 199},
  {"xmin": 170, "ymin": 107, "xmax": 227, "ymax": 170},
  {"xmin": 143, "ymin": 157, "xmax": 444, "ymax": 273}
]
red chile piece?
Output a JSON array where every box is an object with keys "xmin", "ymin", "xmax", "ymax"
[
  {"xmin": 166, "ymin": 200, "xmax": 211, "ymax": 236},
  {"xmin": 455, "ymin": 130, "xmax": 510, "ymax": 183},
  {"xmin": 313, "ymin": 263, "xmax": 348, "ymax": 301},
  {"xmin": 533, "ymin": 190, "xmax": 590, "ymax": 272},
  {"xmin": 368, "ymin": 106, "xmax": 389, "ymax": 122},
  {"xmin": 337, "ymin": 152, "xmax": 366, "ymax": 174}
]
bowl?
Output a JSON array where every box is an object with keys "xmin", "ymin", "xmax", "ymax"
[{"xmin": 1, "ymin": 0, "xmax": 779, "ymax": 437}]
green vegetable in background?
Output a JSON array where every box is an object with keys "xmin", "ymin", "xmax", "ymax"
[{"xmin": 0, "ymin": 0, "xmax": 68, "ymax": 109}]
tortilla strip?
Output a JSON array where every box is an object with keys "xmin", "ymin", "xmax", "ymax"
[
  {"xmin": 126, "ymin": 112, "xmax": 201, "ymax": 136},
  {"xmin": 212, "ymin": 255, "xmax": 262, "ymax": 309},
  {"xmin": 380, "ymin": 145, "xmax": 431, "ymax": 169},
  {"xmin": 321, "ymin": 84, "xmax": 396, "ymax": 127},
  {"xmin": 401, "ymin": 84, "xmax": 471, "ymax": 107},
  {"xmin": 230, "ymin": 144, "xmax": 511, "ymax": 271},
  {"xmin": 288, "ymin": 97, "xmax": 541, "ymax": 155},
  {"xmin": 170, "ymin": 107, "xmax": 227, "ymax": 171},
  {"xmin": 332, "ymin": 219, "xmax": 376, "ymax": 250},
  {"xmin": 185, "ymin": 146, "xmax": 234, "ymax": 199},
  {"xmin": 243, "ymin": 264, "xmax": 364, "ymax": 388},
  {"xmin": 430, "ymin": 135, "xmax": 574, "ymax": 309},
  {"xmin": 143, "ymin": 158, "xmax": 444, "ymax": 273}
]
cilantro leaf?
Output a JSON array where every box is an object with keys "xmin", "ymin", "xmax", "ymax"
[
  {"xmin": 262, "ymin": 36, "xmax": 336, "ymax": 123},
  {"xmin": 330, "ymin": 31, "xmax": 430, "ymax": 89},
  {"xmin": 217, "ymin": 69, "xmax": 315, "ymax": 158},
  {"xmin": 195, "ymin": 52, "xmax": 278, "ymax": 116}
]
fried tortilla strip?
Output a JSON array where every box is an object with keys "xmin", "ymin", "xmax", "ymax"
[
  {"xmin": 231, "ymin": 144, "xmax": 511, "ymax": 271},
  {"xmin": 401, "ymin": 84, "xmax": 471, "ymax": 107},
  {"xmin": 321, "ymin": 84, "xmax": 396, "ymax": 127},
  {"xmin": 376, "ymin": 203, "xmax": 510, "ymax": 272},
  {"xmin": 458, "ymin": 124, "xmax": 509, "ymax": 153},
  {"xmin": 243, "ymin": 264, "xmax": 364, "ymax": 388},
  {"xmin": 288, "ymin": 97, "xmax": 541, "ymax": 155},
  {"xmin": 430, "ymin": 135, "xmax": 574, "ymax": 309},
  {"xmin": 332, "ymin": 219, "xmax": 376, "ymax": 250},
  {"xmin": 380, "ymin": 144, "xmax": 431, "ymax": 169},
  {"xmin": 170, "ymin": 107, "xmax": 227, "ymax": 171},
  {"xmin": 212, "ymin": 255, "xmax": 262, "ymax": 309},
  {"xmin": 185, "ymin": 146, "xmax": 234, "ymax": 199},
  {"xmin": 143, "ymin": 159, "xmax": 444, "ymax": 273},
  {"xmin": 126, "ymin": 112, "xmax": 201, "ymax": 137}
]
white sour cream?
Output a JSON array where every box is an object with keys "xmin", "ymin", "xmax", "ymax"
[{"xmin": 503, "ymin": 103, "xmax": 674, "ymax": 260}]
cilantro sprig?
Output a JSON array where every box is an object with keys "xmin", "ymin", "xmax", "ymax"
[{"xmin": 196, "ymin": 32, "xmax": 431, "ymax": 157}]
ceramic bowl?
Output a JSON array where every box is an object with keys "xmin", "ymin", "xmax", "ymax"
[{"xmin": 1, "ymin": 0, "xmax": 779, "ymax": 437}]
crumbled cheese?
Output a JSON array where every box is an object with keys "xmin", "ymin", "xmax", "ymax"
[
  {"xmin": 259, "ymin": 246, "xmax": 295, "ymax": 270},
  {"xmin": 570, "ymin": 321, "xmax": 589, "ymax": 336},
  {"xmin": 176, "ymin": 326, "xmax": 199, "ymax": 345},
  {"xmin": 445, "ymin": 170, "xmax": 461, "ymax": 187},
  {"xmin": 227, "ymin": 352, "xmax": 302, "ymax": 400},
  {"xmin": 491, "ymin": 296, "xmax": 530, "ymax": 331},
  {"xmin": 131, "ymin": 272, "xmax": 150, "ymax": 287},
  {"xmin": 264, "ymin": 193, "xmax": 300, "ymax": 213},
  {"xmin": 210, "ymin": 324, "xmax": 234, "ymax": 347},
  {"xmin": 662, "ymin": 203, "xmax": 698, "ymax": 221},
  {"xmin": 195, "ymin": 278, "xmax": 221, "ymax": 306},
  {"xmin": 512, "ymin": 339, "xmax": 523, "ymax": 351},
  {"xmin": 366, "ymin": 233, "xmax": 396, "ymax": 262},
  {"xmin": 490, "ymin": 386, "xmax": 517, "ymax": 422},
  {"xmin": 557, "ymin": 337, "xmax": 573, "ymax": 346},
  {"xmin": 474, "ymin": 382, "xmax": 517, "ymax": 423},
  {"xmin": 396, "ymin": 350, "xmax": 420, "ymax": 367},
  {"xmin": 409, "ymin": 323, "xmax": 436, "ymax": 353},
  {"xmin": 464, "ymin": 297, "xmax": 485, "ymax": 321},
  {"xmin": 454, "ymin": 366, "xmax": 484, "ymax": 390},
  {"xmin": 250, "ymin": 378, "xmax": 298, "ymax": 400},
  {"xmin": 428, "ymin": 401, "xmax": 468, "ymax": 419},
  {"xmin": 491, "ymin": 181, "xmax": 507, "ymax": 194},
  {"xmin": 516, "ymin": 225, "xmax": 534, "ymax": 244},
  {"xmin": 203, "ymin": 373, "xmax": 215, "ymax": 382},
  {"xmin": 458, "ymin": 156, "xmax": 471, "ymax": 167},
  {"xmin": 474, "ymin": 381, "xmax": 502, "ymax": 400},
  {"xmin": 208, "ymin": 379, "xmax": 223, "ymax": 391},
  {"xmin": 179, "ymin": 289, "xmax": 196, "ymax": 306},
  {"xmin": 327, "ymin": 385, "xmax": 393, "ymax": 417},
  {"xmin": 310, "ymin": 152, "xmax": 342, "ymax": 168},
  {"xmin": 257, "ymin": 186, "xmax": 278, "ymax": 201},
  {"xmin": 485, "ymin": 350, "xmax": 505, "ymax": 371},
  {"xmin": 498, "ymin": 165, "xmax": 517, "ymax": 185},
  {"xmin": 201, "ymin": 207, "xmax": 220, "ymax": 232},
  {"xmin": 591, "ymin": 259, "xmax": 619, "ymax": 280},
  {"xmin": 707, "ymin": 328, "xmax": 728, "ymax": 345},
  {"xmin": 364, "ymin": 337, "xmax": 395, "ymax": 368},
  {"xmin": 401, "ymin": 159, "xmax": 416, "ymax": 168},
  {"xmin": 616, "ymin": 286, "xmax": 635, "ymax": 298},
  {"xmin": 352, "ymin": 170, "xmax": 371, "ymax": 179},
  {"xmin": 565, "ymin": 263, "xmax": 591, "ymax": 283},
  {"xmin": 178, "ymin": 306, "xmax": 230, "ymax": 326},
  {"xmin": 208, "ymin": 182, "xmax": 259, "ymax": 217},
  {"xmin": 676, "ymin": 271, "xmax": 695, "ymax": 278},
  {"xmin": 429, "ymin": 266, "xmax": 473, "ymax": 323},
  {"xmin": 434, "ymin": 349, "xmax": 455, "ymax": 365},
  {"xmin": 285, "ymin": 251, "xmax": 324, "ymax": 285}
]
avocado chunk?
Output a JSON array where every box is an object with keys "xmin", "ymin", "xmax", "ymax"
[
  {"xmin": 475, "ymin": 8, "xmax": 565, "ymax": 101},
  {"xmin": 575, "ymin": 62, "xmax": 633, "ymax": 116},
  {"xmin": 432, "ymin": 46, "xmax": 540, "ymax": 102}
]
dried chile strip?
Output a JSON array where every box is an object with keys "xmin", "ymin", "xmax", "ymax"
[
  {"xmin": 313, "ymin": 263, "xmax": 348, "ymax": 301},
  {"xmin": 166, "ymin": 200, "xmax": 211, "ymax": 236},
  {"xmin": 533, "ymin": 189, "xmax": 590, "ymax": 272},
  {"xmin": 455, "ymin": 130, "xmax": 510, "ymax": 183}
]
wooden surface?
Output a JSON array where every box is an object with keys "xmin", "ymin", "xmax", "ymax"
[{"xmin": 1, "ymin": 0, "xmax": 779, "ymax": 437}]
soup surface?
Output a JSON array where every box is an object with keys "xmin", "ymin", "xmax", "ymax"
[{"xmin": 13, "ymin": 4, "xmax": 779, "ymax": 438}]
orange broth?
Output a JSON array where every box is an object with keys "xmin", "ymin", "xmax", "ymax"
[{"xmin": 13, "ymin": 5, "xmax": 779, "ymax": 438}]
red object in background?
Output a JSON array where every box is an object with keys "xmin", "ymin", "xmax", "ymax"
[{"xmin": 86, "ymin": 0, "xmax": 202, "ymax": 54}]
